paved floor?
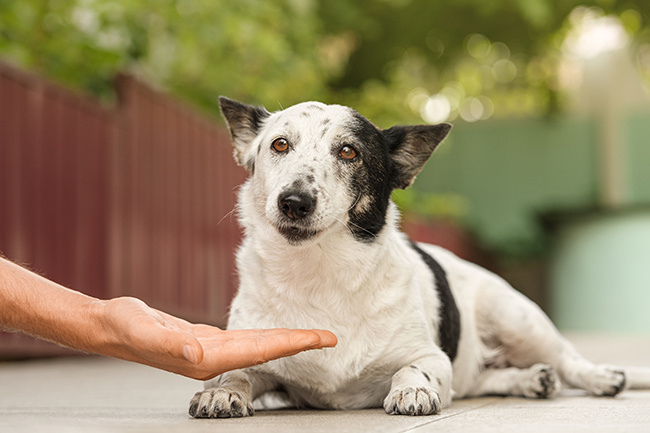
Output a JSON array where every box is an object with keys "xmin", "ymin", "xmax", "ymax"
[{"xmin": 1, "ymin": 333, "xmax": 649, "ymax": 433}]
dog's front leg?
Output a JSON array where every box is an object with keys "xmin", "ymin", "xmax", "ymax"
[
  {"xmin": 384, "ymin": 353, "xmax": 453, "ymax": 416},
  {"xmin": 189, "ymin": 369, "xmax": 277, "ymax": 418}
]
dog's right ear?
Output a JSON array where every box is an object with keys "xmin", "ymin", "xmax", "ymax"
[{"xmin": 218, "ymin": 96, "xmax": 271, "ymax": 172}]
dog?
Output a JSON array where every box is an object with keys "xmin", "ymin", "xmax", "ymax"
[{"xmin": 189, "ymin": 97, "xmax": 650, "ymax": 417}]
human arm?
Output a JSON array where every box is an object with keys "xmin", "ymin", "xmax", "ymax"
[{"xmin": 0, "ymin": 257, "xmax": 337, "ymax": 380}]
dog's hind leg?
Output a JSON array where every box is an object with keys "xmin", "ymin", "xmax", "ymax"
[
  {"xmin": 467, "ymin": 364, "xmax": 560, "ymax": 398},
  {"xmin": 477, "ymin": 275, "xmax": 627, "ymax": 397}
]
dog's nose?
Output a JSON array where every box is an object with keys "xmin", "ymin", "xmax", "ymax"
[{"xmin": 279, "ymin": 192, "xmax": 315, "ymax": 220}]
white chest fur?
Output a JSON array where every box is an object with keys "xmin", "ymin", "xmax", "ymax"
[{"xmin": 227, "ymin": 209, "xmax": 443, "ymax": 400}]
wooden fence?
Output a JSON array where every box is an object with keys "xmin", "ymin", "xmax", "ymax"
[{"xmin": 0, "ymin": 61, "xmax": 245, "ymax": 357}]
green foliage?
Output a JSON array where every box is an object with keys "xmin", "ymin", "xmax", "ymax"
[
  {"xmin": 0, "ymin": 0, "xmax": 329, "ymax": 111},
  {"xmin": 1, "ymin": 0, "xmax": 650, "ymax": 122},
  {"xmin": 392, "ymin": 188, "xmax": 469, "ymax": 221}
]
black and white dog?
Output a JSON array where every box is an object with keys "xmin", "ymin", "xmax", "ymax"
[{"xmin": 190, "ymin": 98, "xmax": 650, "ymax": 417}]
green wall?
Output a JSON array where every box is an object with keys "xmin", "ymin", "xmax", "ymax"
[
  {"xmin": 414, "ymin": 117, "xmax": 599, "ymax": 256},
  {"xmin": 550, "ymin": 211, "xmax": 650, "ymax": 333},
  {"xmin": 625, "ymin": 111, "xmax": 650, "ymax": 205}
]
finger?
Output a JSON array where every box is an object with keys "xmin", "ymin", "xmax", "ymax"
[
  {"xmin": 204, "ymin": 329, "xmax": 332, "ymax": 372},
  {"xmin": 307, "ymin": 330, "xmax": 338, "ymax": 348}
]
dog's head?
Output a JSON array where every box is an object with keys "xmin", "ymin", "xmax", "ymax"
[{"xmin": 219, "ymin": 97, "xmax": 450, "ymax": 246}]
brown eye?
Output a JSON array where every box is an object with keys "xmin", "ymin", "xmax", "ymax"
[
  {"xmin": 339, "ymin": 145, "xmax": 357, "ymax": 160},
  {"xmin": 272, "ymin": 138, "xmax": 289, "ymax": 153}
]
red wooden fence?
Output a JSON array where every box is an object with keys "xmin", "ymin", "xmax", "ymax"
[{"xmin": 0, "ymin": 61, "xmax": 245, "ymax": 357}]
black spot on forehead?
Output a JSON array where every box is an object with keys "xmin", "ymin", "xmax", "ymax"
[
  {"xmin": 300, "ymin": 111, "xmax": 311, "ymax": 118},
  {"xmin": 321, "ymin": 118, "xmax": 331, "ymax": 125},
  {"xmin": 307, "ymin": 104, "xmax": 324, "ymax": 111},
  {"xmin": 320, "ymin": 126, "xmax": 330, "ymax": 139}
]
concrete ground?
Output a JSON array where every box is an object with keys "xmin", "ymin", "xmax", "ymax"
[{"xmin": 1, "ymin": 333, "xmax": 649, "ymax": 433}]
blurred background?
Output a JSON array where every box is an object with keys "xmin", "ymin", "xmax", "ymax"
[{"xmin": 1, "ymin": 0, "xmax": 650, "ymax": 357}]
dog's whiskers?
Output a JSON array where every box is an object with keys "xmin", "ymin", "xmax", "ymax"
[
  {"xmin": 348, "ymin": 194, "xmax": 362, "ymax": 213},
  {"xmin": 217, "ymin": 204, "xmax": 240, "ymax": 226}
]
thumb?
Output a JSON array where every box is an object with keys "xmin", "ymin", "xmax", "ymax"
[
  {"xmin": 181, "ymin": 336, "xmax": 204, "ymax": 365},
  {"xmin": 158, "ymin": 329, "xmax": 204, "ymax": 365}
]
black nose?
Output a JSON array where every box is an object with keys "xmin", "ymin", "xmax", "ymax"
[{"xmin": 279, "ymin": 191, "xmax": 316, "ymax": 220}]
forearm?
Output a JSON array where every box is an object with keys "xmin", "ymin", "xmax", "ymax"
[{"xmin": 0, "ymin": 257, "xmax": 106, "ymax": 352}]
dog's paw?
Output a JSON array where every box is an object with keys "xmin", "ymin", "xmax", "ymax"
[
  {"xmin": 189, "ymin": 388, "xmax": 254, "ymax": 418},
  {"xmin": 383, "ymin": 386, "xmax": 442, "ymax": 416},
  {"xmin": 522, "ymin": 364, "xmax": 560, "ymax": 399},
  {"xmin": 585, "ymin": 366, "xmax": 626, "ymax": 397}
]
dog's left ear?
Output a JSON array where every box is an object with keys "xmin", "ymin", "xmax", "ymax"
[
  {"xmin": 219, "ymin": 96, "xmax": 271, "ymax": 172},
  {"xmin": 385, "ymin": 123, "xmax": 452, "ymax": 189}
]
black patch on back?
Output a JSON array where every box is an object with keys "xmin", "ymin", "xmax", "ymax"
[{"xmin": 408, "ymin": 240, "xmax": 461, "ymax": 362}]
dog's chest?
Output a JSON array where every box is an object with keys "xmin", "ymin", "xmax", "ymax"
[{"xmin": 230, "ymin": 273, "xmax": 436, "ymax": 405}]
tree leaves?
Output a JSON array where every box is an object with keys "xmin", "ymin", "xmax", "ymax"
[{"xmin": 1, "ymin": 0, "xmax": 648, "ymax": 123}]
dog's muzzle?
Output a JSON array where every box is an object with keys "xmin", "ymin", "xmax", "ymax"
[
  {"xmin": 278, "ymin": 191, "xmax": 316, "ymax": 220},
  {"xmin": 276, "ymin": 190, "xmax": 319, "ymax": 243}
]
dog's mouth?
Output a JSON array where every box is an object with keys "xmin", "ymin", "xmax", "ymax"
[{"xmin": 276, "ymin": 224, "xmax": 320, "ymax": 244}]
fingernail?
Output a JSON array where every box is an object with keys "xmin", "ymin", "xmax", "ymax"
[{"xmin": 183, "ymin": 345, "xmax": 199, "ymax": 364}]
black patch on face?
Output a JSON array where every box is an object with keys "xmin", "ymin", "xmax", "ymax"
[
  {"xmin": 306, "ymin": 174, "xmax": 315, "ymax": 184},
  {"xmin": 321, "ymin": 118, "xmax": 331, "ymax": 125},
  {"xmin": 342, "ymin": 112, "xmax": 393, "ymax": 242},
  {"xmin": 408, "ymin": 240, "xmax": 461, "ymax": 362},
  {"xmin": 300, "ymin": 111, "xmax": 311, "ymax": 118}
]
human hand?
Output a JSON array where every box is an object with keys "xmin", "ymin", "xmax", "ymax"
[{"xmin": 97, "ymin": 297, "xmax": 337, "ymax": 380}]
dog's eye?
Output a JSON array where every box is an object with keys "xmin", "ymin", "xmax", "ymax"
[
  {"xmin": 339, "ymin": 145, "xmax": 357, "ymax": 160},
  {"xmin": 272, "ymin": 138, "xmax": 289, "ymax": 153}
]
